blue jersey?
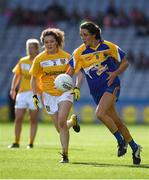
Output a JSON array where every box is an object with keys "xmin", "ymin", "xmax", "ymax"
[{"xmin": 69, "ymin": 40, "xmax": 125, "ymax": 103}]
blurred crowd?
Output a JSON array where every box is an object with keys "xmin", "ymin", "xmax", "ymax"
[
  {"xmin": 0, "ymin": 0, "xmax": 149, "ymax": 36},
  {"xmin": 127, "ymin": 51, "xmax": 149, "ymax": 70},
  {"xmin": 1, "ymin": 0, "xmax": 149, "ymax": 70}
]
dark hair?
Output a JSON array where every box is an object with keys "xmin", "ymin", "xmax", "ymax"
[
  {"xmin": 80, "ymin": 21, "xmax": 101, "ymax": 40},
  {"xmin": 40, "ymin": 28, "xmax": 64, "ymax": 48}
]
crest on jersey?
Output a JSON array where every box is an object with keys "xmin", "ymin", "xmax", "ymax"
[
  {"xmin": 93, "ymin": 62, "xmax": 108, "ymax": 76},
  {"xmin": 53, "ymin": 61, "xmax": 57, "ymax": 66},
  {"xmin": 60, "ymin": 58, "xmax": 66, "ymax": 64},
  {"xmin": 45, "ymin": 105, "xmax": 50, "ymax": 112},
  {"xmin": 85, "ymin": 56, "xmax": 92, "ymax": 61},
  {"xmin": 95, "ymin": 53, "xmax": 99, "ymax": 59}
]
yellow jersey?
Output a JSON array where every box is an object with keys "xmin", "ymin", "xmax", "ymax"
[
  {"xmin": 13, "ymin": 56, "xmax": 34, "ymax": 93},
  {"xmin": 30, "ymin": 49, "xmax": 71, "ymax": 96}
]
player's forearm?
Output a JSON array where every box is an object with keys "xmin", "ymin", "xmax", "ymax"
[
  {"xmin": 11, "ymin": 74, "xmax": 20, "ymax": 90},
  {"xmin": 115, "ymin": 58, "xmax": 129, "ymax": 76},
  {"xmin": 31, "ymin": 76, "xmax": 37, "ymax": 95},
  {"xmin": 76, "ymin": 71, "xmax": 84, "ymax": 88},
  {"xmin": 66, "ymin": 66, "xmax": 75, "ymax": 77}
]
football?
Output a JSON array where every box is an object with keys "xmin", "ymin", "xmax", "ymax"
[{"xmin": 54, "ymin": 74, "xmax": 73, "ymax": 92}]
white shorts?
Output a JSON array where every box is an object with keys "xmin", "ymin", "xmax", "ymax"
[
  {"xmin": 15, "ymin": 91, "xmax": 42, "ymax": 110},
  {"xmin": 43, "ymin": 91, "xmax": 73, "ymax": 114}
]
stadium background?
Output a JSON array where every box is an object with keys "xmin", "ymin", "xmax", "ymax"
[{"xmin": 0, "ymin": 0, "xmax": 149, "ymax": 124}]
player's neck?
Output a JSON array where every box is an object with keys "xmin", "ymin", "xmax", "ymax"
[
  {"xmin": 90, "ymin": 40, "xmax": 100, "ymax": 49},
  {"xmin": 29, "ymin": 54, "xmax": 37, "ymax": 60},
  {"xmin": 47, "ymin": 47, "xmax": 59, "ymax": 54}
]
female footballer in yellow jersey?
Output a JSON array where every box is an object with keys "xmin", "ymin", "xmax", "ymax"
[
  {"xmin": 68, "ymin": 21, "xmax": 141, "ymax": 165},
  {"xmin": 8, "ymin": 39, "xmax": 42, "ymax": 149},
  {"xmin": 30, "ymin": 28, "xmax": 80, "ymax": 163}
]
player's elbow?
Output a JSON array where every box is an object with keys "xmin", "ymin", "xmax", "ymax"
[
  {"xmin": 125, "ymin": 61, "xmax": 129, "ymax": 69},
  {"xmin": 126, "ymin": 59, "xmax": 129, "ymax": 66},
  {"xmin": 123, "ymin": 58, "xmax": 129, "ymax": 68}
]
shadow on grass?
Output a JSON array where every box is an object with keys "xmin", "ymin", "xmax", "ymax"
[
  {"xmin": 72, "ymin": 162, "xmax": 149, "ymax": 169},
  {"xmin": 40, "ymin": 147, "xmax": 85, "ymax": 151}
]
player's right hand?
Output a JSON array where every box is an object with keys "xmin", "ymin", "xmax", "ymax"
[
  {"xmin": 10, "ymin": 89, "xmax": 16, "ymax": 100},
  {"xmin": 106, "ymin": 71, "xmax": 117, "ymax": 86},
  {"xmin": 71, "ymin": 87, "xmax": 80, "ymax": 101},
  {"xmin": 33, "ymin": 95, "xmax": 39, "ymax": 110}
]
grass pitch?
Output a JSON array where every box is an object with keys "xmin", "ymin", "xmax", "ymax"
[{"xmin": 0, "ymin": 123, "xmax": 149, "ymax": 179}]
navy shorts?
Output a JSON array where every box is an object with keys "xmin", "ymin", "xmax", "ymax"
[{"xmin": 92, "ymin": 83, "xmax": 120, "ymax": 105}]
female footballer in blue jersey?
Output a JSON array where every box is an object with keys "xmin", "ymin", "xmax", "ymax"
[{"xmin": 68, "ymin": 21, "xmax": 141, "ymax": 165}]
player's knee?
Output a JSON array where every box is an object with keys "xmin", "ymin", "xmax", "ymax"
[
  {"xmin": 96, "ymin": 109, "xmax": 106, "ymax": 120},
  {"xmin": 58, "ymin": 121, "xmax": 66, "ymax": 129}
]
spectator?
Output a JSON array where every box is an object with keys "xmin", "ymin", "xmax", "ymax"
[
  {"xmin": 45, "ymin": 0, "xmax": 68, "ymax": 22},
  {"xmin": 106, "ymin": 0, "xmax": 117, "ymax": 17}
]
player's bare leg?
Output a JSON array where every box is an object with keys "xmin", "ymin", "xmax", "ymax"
[
  {"xmin": 95, "ymin": 92, "xmax": 126, "ymax": 156},
  {"xmin": 51, "ymin": 113, "xmax": 59, "ymax": 133},
  {"xmin": 53, "ymin": 113, "xmax": 80, "ymax": 133},
  {"xmin": 67, "ymin": 114, "xmax": 80, "ymax": 132},
  {"xmin": 8, "ymin": 108, "xmax": 26, "ymax": 148},
  {"xmin": 96, "ymin": 92, "xmax": 119, "ymax": 133},
  {"xmin": 108, "ymin": 104, "xmax": 132, "ymax": 142},
  {"xmin": 27, "ymin": 110, "xmax": 38, "ymax": 149},
  {"xmin": 108, "ymin": 104, "xmax": 141, "ymax": 164},
  {"xmin": 58, "ymin": 101, "xmax": 72, "ymax": 163}
]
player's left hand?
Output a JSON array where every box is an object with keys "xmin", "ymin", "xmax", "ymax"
[
  {"xmin": 106, "ymin": 71, "xmax": 117, "ymax": 86},
  {"xmin": 71, "ymin": 87, "xmax": 80, "ymax": 101}
]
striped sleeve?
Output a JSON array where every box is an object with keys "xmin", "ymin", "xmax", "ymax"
[
  {"xmin": 12, "ymin": 61, "xmax": 21, "ymax": 75},
  {"xmin": 108, "ymin": 42, "xmax": 126, "ymax": 62},
  {"xmin": 68, "ymin": 49, "xmax": 82, "ymax": 73}
]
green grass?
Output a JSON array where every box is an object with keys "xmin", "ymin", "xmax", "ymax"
[{"xmin": 0, "ymin": 123, "xmax": 149, "ymax": 179}]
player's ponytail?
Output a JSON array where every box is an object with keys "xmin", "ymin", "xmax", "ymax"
[{"xmin": 80, "ymin": 21, "xmax": 102, "ymax": 40}]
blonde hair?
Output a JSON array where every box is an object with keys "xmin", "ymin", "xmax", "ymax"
[
  {"xmin": 26, "ymin": 38, "xmax": 40, "ymax": 55},
  {"xmin": 40, "ymin": 28, "xmax": 64, "ymax": 48}
]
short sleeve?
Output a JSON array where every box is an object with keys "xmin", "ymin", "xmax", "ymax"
[
  {"xmin": 12, "ymin": 61, "xmax": 21, "ymax": 75},
  {"xmin": 68, "ymin": 49, "xmax": 82, "ymax": 73},
  {"xmin": 30, "ymin": 57, "xmax": 41, "ymax": 76},
  {"xmin": 108, "ymin": 42, "xmax": 126, "ymax": 62}
]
